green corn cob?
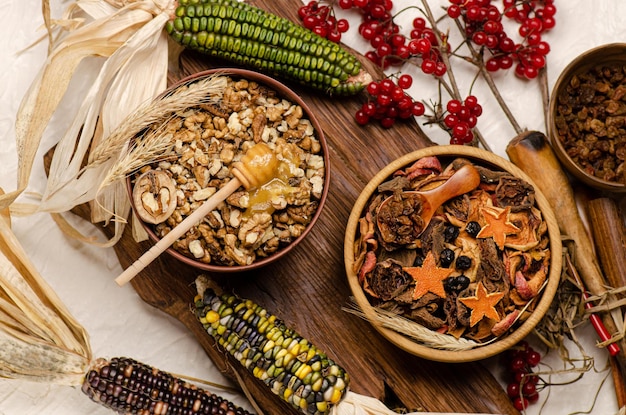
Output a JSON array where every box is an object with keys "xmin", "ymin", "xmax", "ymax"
[
  {"xmin": 82, "ymin": 356, "xmax": 252, "ymax": 414},
  {"xmin": 165, "ymin": 0, "xmax": 371, "ymax": 95},
  {"xmin": 194, "ymin": 276, "xmax": 350, "ymax": 415}
]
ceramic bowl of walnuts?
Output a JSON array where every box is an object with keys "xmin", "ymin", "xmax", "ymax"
[
  {"xmin": 128, "ymin": 68, "xmax": 330, "ymax": 272},
  {"xmin": 344, "ymin": 145, "xmax": 562, "ymax": 362},
  {"xmin": 549, "ymin": 43, "xmax": 626, "ymax": 193}
]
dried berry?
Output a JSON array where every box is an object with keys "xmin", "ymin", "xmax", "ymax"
[
  {"xmin": 439, "ymin": 248, "xmax": 455, "ymax": 267},
  {"xmin": 455, "ymin": 255, "xmax": 472, "ymax": 270},
  {"xmin": 444, "ymin": 275, "xmax": 470, "ymax": 293},
  {"xmin": 455, "ymin": 275, "xmax": 470, "ymax": 291},
  {"xmin": 444, "ymin": 224, "xmax": 460, "ymax": 242},
  {"xmin": 414, "ymin": 255, "xmax": 424, "ymax": 267},
  {"xmin": 465, "ymin": 220, "xmax": 481, "ymax": 237}
]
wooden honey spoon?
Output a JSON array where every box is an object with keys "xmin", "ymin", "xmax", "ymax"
[
  {"xmin": 115, "ymin": 142, "xmax": 279, "ymax": 286},
  {"xmin": 376, "ymin": 164, "xmax": 481, "ymax": 245}
]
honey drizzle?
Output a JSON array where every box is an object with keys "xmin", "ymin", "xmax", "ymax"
[{"xmin": 244, "ymin": 144, "xmax": 302, "ymax": 217}]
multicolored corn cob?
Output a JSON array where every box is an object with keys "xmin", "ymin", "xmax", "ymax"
[
  {"xmin": 165, "ymin": 0, "xmax": 372, "ymax": 95},
  {"xmin": 194, "ymin": 276, "xmax": 350, "ymax": 415},
  {"xmin": 82, "ymin": 356, "xmax": 251, "ymax": 415}
]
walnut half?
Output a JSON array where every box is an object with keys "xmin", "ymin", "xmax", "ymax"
[{"xmin": 132, "ymin": 170, "xmax": 178, "ymax": 224}]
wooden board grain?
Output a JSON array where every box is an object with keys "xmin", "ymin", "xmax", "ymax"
[{"xmin": 68, "ymin": 2, "xmax": 521, "ymax": 413}]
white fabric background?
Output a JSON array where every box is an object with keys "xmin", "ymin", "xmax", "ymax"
[{"xmin": 0, "ymin": 0, "xmax": 624, "ymax": 414}]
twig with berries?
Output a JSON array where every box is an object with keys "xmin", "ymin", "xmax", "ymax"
[
  {"xmin": 418, "ymin": 0, "xmax": 491, "ymax": 149},
  {"xmin": 298, "ymin": 0, "xmax": 350, "ymax": 41},
  {"xmin": 444, "ymin": 0, "xmax": 556, "ymax": 135},
  {"xmin": 502, "ymin": 341, "xmax": 544, "ymax": 411},
  {"xmin": 298, "ymin": 0, "xmax": 557, "ymax": 151}
]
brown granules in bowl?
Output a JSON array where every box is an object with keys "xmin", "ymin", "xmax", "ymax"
[{"xmin": 554, "ymin": 63, "xmax": 626, "ymax": 183}]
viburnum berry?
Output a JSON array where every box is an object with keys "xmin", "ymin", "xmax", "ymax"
[
  {"xmin": 338, "ymin": 0, "xmax": 352, "ymax": 9},
  {"xmin": 443, "ymin": 96, "xmax": 482, "ymax": 144},
  {"xmin": 454, "ymin": 0, "xmax": 555, "ymax": 80},
  {"xmin": 355, "ymin": 76, "xmax": 425, "ymax": 128},
  {"xmin": 513, "ymin": 396, "xmax": 529, "ymax": 411},
  {"xmin": 501, "ymin": 341, "xmax": 544, "ymax": 410},
  {"xmin": 446, "ymin": 99, "xmax": 462, "ymax": 114},
  {"xmin": 526, "ymin": 350, "xmax": 542, "ymax": 367},
  {"xmin": 527, "ymin": 391, "xmax": 540, "ymax": 403},
  {"xmin": 506, "ymin": 382, "xmax": 520, "ymax": 399},
  {"xmin": 354, "ymin": 109, "xmax": 369, "ymax": 125},
  {"xmin": 297, "ymin": 0, "xmax": 349, "ymax": 43},
  {"xmin": 397, "ymin": 74, "xmax": 413, "ymax": 89},
  {"xmin": 447, "ymin": 5, "xmax": 462, "ymax": 19}
]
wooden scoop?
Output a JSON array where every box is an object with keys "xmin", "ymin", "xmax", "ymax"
[
  {"xmin": 377, "ymin": 164, "xmax": 481, "ymax": 243},
  {"xmin": 115, "ymin": 143, "xmax": 279, "ymax": 286}
]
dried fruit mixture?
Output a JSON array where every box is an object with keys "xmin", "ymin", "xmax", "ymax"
[
  {"xmin": 352, "ymin": 156, "xmax": 551, "ymax": 343},
  {"xmin": 554, "ymin": 62, "xmax": 626, "ymax": 183}
]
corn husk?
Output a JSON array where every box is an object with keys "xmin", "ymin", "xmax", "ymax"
[
  {"xmin": 0, "ymin": 192, "xmax": 91, "ymax": 385},
  {"xmin": 4, "ymin": 0, "xmax": 176, "ymax": 247}
]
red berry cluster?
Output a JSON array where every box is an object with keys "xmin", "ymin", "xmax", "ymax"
[
  {"xmin": 298, "ymin": 1, "xmax": 350, "ymax": 42},
  {"xmin": 447, "ymin": 0, "xmax": 555, "ymax": 79},
  {"xmin": 355, "ymin": 75, "xmax": 425, "ymax": 128},
  {"xmin": 503, "ymin": 341, "xmax": 543, "ymax": 411},
  {"xmin": 354, "ymin": 0, "xmax": 403, "ymax": 69},
  {"xmin": 504, "ymin": 0, "xmax": 556, "ymax": 30},
  {"xmin": 297, "ymin": 0, "xmax": 555, "ymax": 142},
  {"xmin": 408, "ymin": 17, "xmax": 448, "ymax": 77},
  {"xmin": 347, "ymin": 0, "xmax": 448, "ymax": 75},
  {"xmin": 443, "ymin": 96, "xmax": 482, "ymax": 144}
]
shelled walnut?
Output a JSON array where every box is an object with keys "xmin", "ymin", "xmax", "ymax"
[{"xmin": 131, "ymin": 75, "xmax": 326, "ymax": 267}]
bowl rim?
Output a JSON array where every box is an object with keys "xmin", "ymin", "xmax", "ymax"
[
  {"xmin": 343, "ymin": 145, "xmax": 563, "ymax": 363},
  {"xmin": 548, "ymin": 42, "xmax": 626, "ymax": 192},
  {"xmin": 128, "ymin": 68, "xmax": 331, "ymax": 273}
]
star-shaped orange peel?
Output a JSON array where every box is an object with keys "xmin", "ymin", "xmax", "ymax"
[
  {"xmin": 403, "ymin": 251, "xmax": 453, "ymax": 300},
  {"xmin": 459, "ymin": 281, "xmax": 505, "ymax": 327},
  {"xmin": 476, "ymin": 206, "xmax": 520, "ymax": 250}
]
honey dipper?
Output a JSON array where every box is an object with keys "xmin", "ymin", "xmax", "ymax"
[{"xmin": 115, "ymin": 143, "xmax": 278, "ymax": 286}]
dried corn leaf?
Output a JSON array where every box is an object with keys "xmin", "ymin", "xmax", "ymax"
[
  {"xmin": 0, "ymin": 328, "xmax": 88, "ymax": 385},
  {"xmin": 0, "ymin": 204, "xmax": 90, "ymax": 384},
  {"xmin": 3, "ymin": 0, "xmax": 174, "ymax": 247}
]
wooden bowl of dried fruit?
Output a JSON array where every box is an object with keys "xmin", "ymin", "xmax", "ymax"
[
  {"xmin": 344, "ymin": 145, "xmax": 562, "ymax": 362},
  {"xmin": 549, "ymin": 43, "xmax": 626, "ymax": 193},
  {"xmin": 128, "ymin": 68, "xmax": 330, "ymax": 272}
]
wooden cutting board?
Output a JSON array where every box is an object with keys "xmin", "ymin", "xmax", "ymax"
[{"xmin": 69, "ymin": 2, "xmax": 521, "ymax": 413}]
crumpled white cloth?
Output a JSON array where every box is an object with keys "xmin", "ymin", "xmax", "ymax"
[
  {"xmin": 332, "ymin": 391, "xmax": 501, "ymax": 415},
  {"xmin": 0, "ymin": 0, "xmax": 624, "ymax": 414}
]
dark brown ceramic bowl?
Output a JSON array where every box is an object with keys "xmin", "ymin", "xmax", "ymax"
[
  {"xmin": 549, "ymin": 43, "xmax": 626, "ymax": 193},
  {"xmin": 129, "ymin": 68, "xmax": 330, "ymax": 273}
]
